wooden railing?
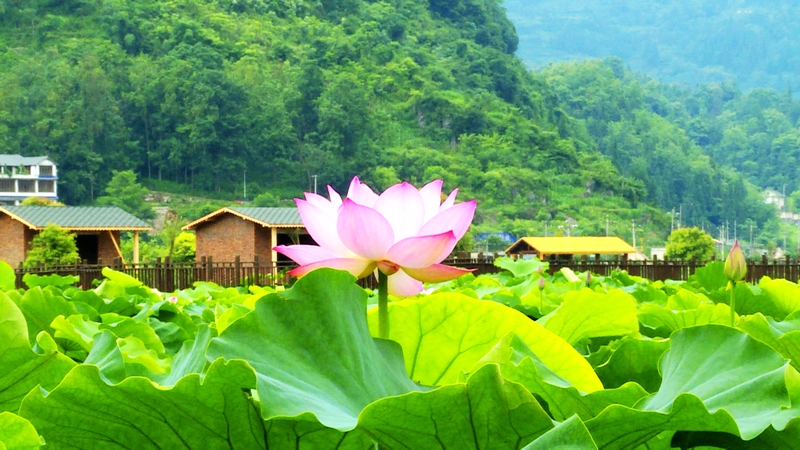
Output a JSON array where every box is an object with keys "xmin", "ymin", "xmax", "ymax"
[{"xmin": 13, "ymin": 255, "xmax": 800, "ymax": 291}]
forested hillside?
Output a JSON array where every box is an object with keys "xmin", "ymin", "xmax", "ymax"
[
  {"xmin": 505, "ymin": 0, "xmax": 800, "ymax": 92},
  {"xmin": 0, "ymin": 0, "xmax": 786, "ymax": 249}
]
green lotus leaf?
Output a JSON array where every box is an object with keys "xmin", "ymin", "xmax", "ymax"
[
  {"xmin": 738, "ymin": 313, "xmax": 800, "ymax": 371},
  {"xmin": 0, "ymin": 412, "xmax": 42, "ymax": 450},
  {"xmin": 593, "ymin": 336, "xmax": 670, "ymax": 393},
  {"xmin": 0, "ymin": 260, "xmax": 14, "ymax": 292},
  {"xmin": 207, "ymin": 269, "xmax": 420, "ymax": 432},
  {"xmin": 467, "ymin": 333, "xmax": 648, "ymax": 422},
  {"xmin": 638, "ymin": 303, "xmax": 733, "ymax": 336},
  {"xmin": 760, "ymin": 276, "xmax": 800, "ymax": 320},
  {"xmin": 101, "ymin": 267, "xmax": 143, "ymax": 288},
  {"xmin": 19, "ymin": 359, "xmax": 266, "ymax": 449},
  {"xmin": 367, "ymin": 292, "xmax": 602, "ymax": 392},
  {"xmin": 83, "ymin": 330, "xmax": 127, "ymax": 384},
  {"xmin": 586, "ymin": 325, "xmax": 790, "ymax": 448},
  {"xmin": 50, "ymin": 314, "xmax": 100, "ymax": 353},
  {"xmin": 495, "ymin": 257, "xmax": 549, "ymax": 278},
  {"xmin": 0, "ymin": 292, "xmax": 75, "ymax": 413},
  {"xmin": 99, "ymin": 313, "xmax": 165, "ymax": 356},
  {"xmin": 17, "ymin": 287, "xmax": 78, "ymax": 344},
  {"xmin": 521, "ymin": 415, "xmax": 597, "ymax": 450},
  {"xmin": 264, "ymin": 414, "xmax": 374, "ymax": 449},
  {"xmin": 667, "ymin": 289, "xmax": 707, "ymax": 310},
  {"xmin": 539, "ymin": 288, "xmax": 639, "ymax": 346},
  {"xmin": 687, "ymin": 261, "xmax": 727, "ymax": 293},
  {"xmin": 160, "ymin": 324, "xmax": 215, "ymax": 386},
  {"xmin": 21, "ymin": 274, "xmax": 79, "ymax": 289},
  {"xmin": 359, "ymin": 364, "xmax": 554, "ymax": 449}
]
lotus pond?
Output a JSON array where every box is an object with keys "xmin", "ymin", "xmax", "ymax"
[{"xmin": 3, "ymin": 258, "xmax": 800, "ymax": 449}]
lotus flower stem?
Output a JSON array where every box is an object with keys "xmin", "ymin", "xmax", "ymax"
[
  {"xmin": 730, "ymin": 281, "xmax": 736, "ymax": 327},
  {"xmin": 378, "ymin": 271, "xmax": 389, "ymax": 339}
]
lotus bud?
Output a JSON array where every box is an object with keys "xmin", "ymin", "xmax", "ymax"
[
  {"xmin": 537, "ymin": 266, "xmax": 544, "ymax": 275},
  {"xmin": 586, "ymin": 272, "xmax": 592, "ymax": 286},
  {"xmin": 724, "ymin": 240, "xmax": 747, "ymax": 283},
  {"xmin": 538, "ymin": 276, "xmax": 545, "ymax": 290}
]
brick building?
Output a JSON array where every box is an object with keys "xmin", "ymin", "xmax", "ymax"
[
  {"xmin": 0, "ymin": 206, "xmax": 152, "ymax": 267},
  {"xmin": 182, "ymin": 207, "xmax": 312, "ymax": 264}
]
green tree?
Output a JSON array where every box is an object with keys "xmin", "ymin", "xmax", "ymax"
[
  {"xmin": 665, "ymin": 227, "xmax": 716, "ymax": 261},
  {"xmin": 96, "ymin": 170, "xmax": 155, "ymax": 221},
  {"xmin": 24, "ymin": 224, "xmax": 81, "ymax": 267},
  {"xmin": 172, "ymin": 232, "xmax": 196, "ymax": 263}
]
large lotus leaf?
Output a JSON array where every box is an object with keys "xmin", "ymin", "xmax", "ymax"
[
  {"xmin": 83, "ymin": 330, "xmax": 127, "ymax": 384},
  {"xmin": 263, "ymin": 414, "xmax": 374, "ymax": 449},
  {"xmin": 50, "ymin": 314, "xmax": 100, "ymax": 352},
  {"xmin": 359, "ymin": 364, "xmax": 554, "ymax": 449},
  {"xmin": 19, "ymin": 359, "xmax": 265, "ymax": 449},
  {"xmin": 687, "ymin": 261, "xmax": 727, "ymax": 293},
  {"xmin": 207, "ymin": 269, "xmax": 419, "ymax": 432},
  {"xmin": 593, "ymin": 336, "xmax": 670, "ymax": 392},
  {"xmin": 366, "ymin": 292, "xmax": 602, "ymax": 392},
  {"xmin": 760, "ymin": 276, "xmax": 800, "ymax": 320},
  {"xmin": 667, "ymin": 289, "xmax": 707, "ymax": 310},
  {"xmin": 585, "ymin": 325, "xmax": 790, "ymax": 448},
  {"xmin": 0, "ymin": 412, "xmax": 42, "ymax": 450},
  {"xmin": 468, "ymin": 333, "xmax": 647, "ymax": 422},
  {"xmin": 637, "ymin": 303, "xmax": 733, "ymax": 336},
  {"xmin": 627, "ymin": 282, "xmax": 669, "ymax": 306},
  {"xmin": 539, "ymin": 288, "xmax": 639, "ymax": 346},
  {"xmin": 21, "ymin": 274, "xmax": 79, "ymax": 289},
  {"xmin": 0, "ymin": 261, "xmax": 14, "ymax": 292},
  {"xmin": 18, "ymin": 287, "xmax": 78, "ymax": 344},
  {"xmin": 160, "ymin": 324, "xmax": 215, "ymax": 386},
  {"xmin": 0, "ymin": 292, "xmax": 75, "ymax": 413},
  {"xmin": 521, "ymin": 415, "xmax": 597, "ymax": 450},
  {"xmin": 738, "ymin": 313, "xmax": 800, "ymax": 371},
  {"xmin": 495, "ymin": 257, "xmax": 549, "ymax": 278},
  {"xmin": 99, "ymin": 313, "xmax": 165, "ymax": 356}
]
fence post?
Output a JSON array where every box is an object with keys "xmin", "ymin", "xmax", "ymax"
[
  {"xmin": 235, "ymin": 255, "xmax": 242, "ymax": 287},
  {"xmin": 165, "ymin": 256, "xmax": 174, "ymax": 292},
  {"xmin": 207, "ymin": 256, "xmax": 214, "ymax": 284},
  {"xmin": 254, "ymin": 254, "xmax": 261, "ymax": 285}
]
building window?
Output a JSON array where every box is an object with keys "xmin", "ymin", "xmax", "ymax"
[
  {"xmin": 18, "ymin": 180, "xmax": 35, "ymax": 193},
  {"xmin": 0, "ymin": 179, "xmax": 13, "ymax": 192},
  {"xmin": 39, "ymin": 165, "xmax": 53, "ymax": 176},
  {"xmin": 38, "ymin": 180, "xmax": 54, "ymax": 193}
]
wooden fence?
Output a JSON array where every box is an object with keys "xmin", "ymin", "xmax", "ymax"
[{"xmin": 13, "ymin": 255, "xmax": 800, "ymax": 291}]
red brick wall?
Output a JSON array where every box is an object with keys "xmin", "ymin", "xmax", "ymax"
[
  {"xmin": 0, "ymin": 214, "xmax": 28, "ymax": 267},
  {"xmin": 196, "ymin": 214, "xmax": 256, "ymax": 262},
  {"xmin": 254, "ymin": 227, "xmax": 272, "ymax": 263},
  {"xmin": 98, "ymin": 231, "xmax": 121, "ymax": 264}
]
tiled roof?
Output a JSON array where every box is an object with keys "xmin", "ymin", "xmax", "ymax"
[
  {"xmin": 506, "ymin": 236, "xmax": 637, "ymax": 255},
  {"xmin": 230, "ymin": 207, "xmax": 302, "ymax": 226},
  {"xmin": 182, "ymin": 207, "xmax": 304, "ymax": 230},
  {"xmin": 0, "ymin": 206, "xmax": 151, "ymax": 230},
  {"xmin": 0, "ymin": 155, "xmax": 51, "ymax": 166}
]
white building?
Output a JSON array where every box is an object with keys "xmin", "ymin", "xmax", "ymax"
[{"xmin": 0, "ymin": 155, "xmax": 58, "ymax": 205}]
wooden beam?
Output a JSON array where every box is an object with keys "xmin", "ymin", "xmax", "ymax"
[
  {"xmin": 270, "ymin": 227, "xmax": 278, "ymax": 264},
  {"xmin": 108, "ymin": 230, "xmax": 126, "ymax": 264},
  {"xmin": 133, "ymin": 230, "xmax": 140, "ymax": 264}
]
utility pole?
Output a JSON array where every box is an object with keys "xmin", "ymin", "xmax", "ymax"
[
  {"xmin": 632, "ymin": 219, "xmax": 637, "ymax": 249},
  {"xmin": 678, "ymin": 204, "xmax": 682, "ymax": 228},
  {"xmin": 606, "ymin": 215, "xmax": 609, "ymax": 237},
  {"xmin": 243, "ymin": 169, "xmax": 247, "ymax": 202},
  {"xmin": 312, "ymin": 174, "xmax": 318, "ymax": 194},
  {"xmin": 734, "ymin": 220, "xmax": 737, "ymax": 241},
  {"xmin": 750, "ymin": 224, "xmax": 754, "ymax": 257},
  {"xmin": 671, "ymin": 208, "xmax": 675, "ymax": 234},
  {"xmin": 721, "ymin": 225, "xmax": 726, "ymax": 257}
]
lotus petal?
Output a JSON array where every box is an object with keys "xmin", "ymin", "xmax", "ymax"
[
  {"xmin": 386, "ymin": 269, "xmax": 424, "ymax": 296},
  {"xmin": 295, "ymin": 199, "xmax": 353, "ymax": 256},
  {"xmin": 288, "ymin": 258, "xmax": 376, "ymax": 279},
  {"xmin": 418, "ymin": 200, "xmax": 476, "ymax": 240},
  {"xmin": 337, "ymin": 199, "xmax": 394, "ymax": 260},
  {"xmin": 419, "ymin": 179, "xmax": 444, "ymax": 223},
  {"xmin": 347, "ymin": 176, "xmax": 379, "ymax": 207},
  {"xmin": 440, "ymin": 188, "xmax": 458, "ymax": 211},
  {"xmin": 373, "ymin": 182, "xmax": 425, "ymax": 241},
  {"xmin": 327, "ymin": 185, "xmax": 343, "ymax": 207},
  {"xmin": 386, "ymin": 232, "xmax": 457, "ymax": 269},
  {"xmin": 404, "ymin": 264, "xmax": 473, "ymax": 283},
  {"xmin": 274, "ymin": 245, "xmax": 338, "ymax": 266}
]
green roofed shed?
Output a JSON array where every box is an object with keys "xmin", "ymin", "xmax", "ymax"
[
  {"xmin": 182, "ymin": 206, "xmax": 311, "ymax": 264},
  {"xmin": 0, "ymin": 206, "xmax": 152, "ymax": 267}
]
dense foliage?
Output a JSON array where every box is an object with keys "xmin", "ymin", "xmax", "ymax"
[
  {"xmin": 23, "ymin": 224, "xmax": 80, "ymax": 268},
  {"xmin": 505, "ymin": 0, "xmax": 800, "ymax": 92},
  {"xmin": 664, "ymin": 227, "xmax": 716, "ymax": 261},
  {"xmin": 5, "ymin": 260, "xmax": 800, "ymax": 447}
]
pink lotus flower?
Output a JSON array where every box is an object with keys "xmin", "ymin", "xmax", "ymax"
[{"xmin": 274, "ymin": 177, "xmax": 476, "ymax": 296}]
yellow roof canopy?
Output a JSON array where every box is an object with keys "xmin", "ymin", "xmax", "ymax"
[{"xmin": 505, "ymin": 236, "xmax": 636, "ymax": 255}]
